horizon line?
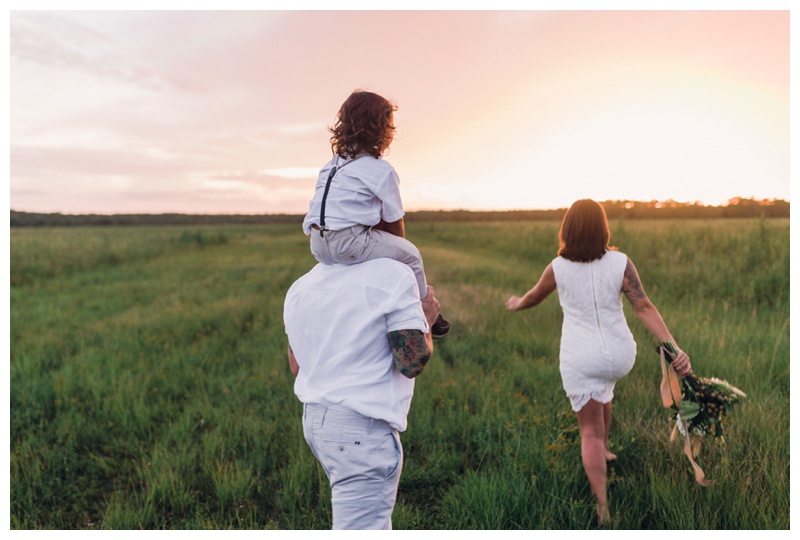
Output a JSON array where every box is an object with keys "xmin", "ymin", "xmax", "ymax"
[{"xmin": 8, "ymin": 196, "xmax": 790, "ymax": 218}]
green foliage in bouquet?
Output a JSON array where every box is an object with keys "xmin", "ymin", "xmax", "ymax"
[{"xmin": 657, "ymin": 342, "xmax": 747, "ymax": 439}]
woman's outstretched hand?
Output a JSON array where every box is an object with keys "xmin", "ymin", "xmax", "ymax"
[
  {"xmin": 505, "ymin": 265, "xmax": 556, "ymax": 313},
  {"xmin": 505, "ymin": 296, "xmax": 522, "ymax": 311}
]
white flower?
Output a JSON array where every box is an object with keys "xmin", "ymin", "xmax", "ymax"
[
  {"xmin": 675, "ymin": 414, "xmax": 686, "ymax": 436},
  {"xmin": 709, "ymin": 377, "xmax": 747, "ymax": 398},
  {"xmin": 674, "ymin": 413, "xmax": 707, "ymax": 437}
]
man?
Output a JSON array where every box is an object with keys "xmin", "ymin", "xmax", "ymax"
[{"xmin": 284, "ymin": 257, "xmax": 440, "ymax": 530}]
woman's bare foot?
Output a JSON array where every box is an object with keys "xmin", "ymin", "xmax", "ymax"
[
  {"xmin": 597, "ymin": 501, "xmax": 611, "ymax": 526},
  {"xmin": 605, "ymin": 450, "xmax": 617, "ymax": 461}
]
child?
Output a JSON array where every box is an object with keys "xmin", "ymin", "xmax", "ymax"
[
  {"xmin": 302, "ymin": 89, "xmax": 449, "ymax": 338},
  {"xmin": 505, "ymin": 199, "xmax": 692, "ymax": 525}
]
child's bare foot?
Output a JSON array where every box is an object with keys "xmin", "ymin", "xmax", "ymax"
[
  {"xmin": 597, "ymin": 501, "xmax": 611, "ymax": 526},
  {"xmin": 605, "ymin": 451, "xmax": 617, "ymax": 461}
]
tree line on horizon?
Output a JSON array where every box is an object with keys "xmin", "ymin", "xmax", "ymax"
[{"xmin": 9, "ymin": 197, "xmax": 789, "ymax": 227}]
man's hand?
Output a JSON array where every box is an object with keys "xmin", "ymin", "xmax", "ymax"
[{"xmin": 288, "ymin": 344, "xmax": 299, "ymax": 377}]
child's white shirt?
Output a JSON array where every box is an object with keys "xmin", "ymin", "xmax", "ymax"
[{"xmin": 302, "ymin": 155, "xmax": 405, "ymax": 235}]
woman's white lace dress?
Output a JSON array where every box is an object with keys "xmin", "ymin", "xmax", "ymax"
[{"xmin": 551, "ymin": 250, "xmax": 637, "ymax": 412}]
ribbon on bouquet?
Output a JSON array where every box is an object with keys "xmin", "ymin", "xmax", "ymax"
[{"xmin": 659, "ymin": 347, "xmax": 714, "ymax": 487}]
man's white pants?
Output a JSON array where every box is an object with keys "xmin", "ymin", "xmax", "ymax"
[{"xmin": 302, "ymin": 403, "xmax": 403, "ymax": 530}]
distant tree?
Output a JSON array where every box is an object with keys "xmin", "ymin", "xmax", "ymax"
[{"xmin": 10, "ymin": 197, "xmax": 788, "ymax": 227}]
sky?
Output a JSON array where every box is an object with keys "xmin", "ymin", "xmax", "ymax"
[
  {"xmin": 2, "ymin": 2, "xmax": 799, "ymax": 526},
  {"xmin": 7, "ymin": 4, "xmax": 793, "ymax": 215}
]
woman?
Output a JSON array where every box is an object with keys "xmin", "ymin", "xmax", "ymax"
[{"xmin": 505, "ymin": 199, "xmax": 692, "ymax": 526}]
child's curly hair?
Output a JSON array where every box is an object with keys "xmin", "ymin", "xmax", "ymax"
[{"xmin": 329, "ymin": 90, "xmax": 397, "ymax": 159}]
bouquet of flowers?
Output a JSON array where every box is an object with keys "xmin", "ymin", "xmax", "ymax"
[
  {"xmin": 656, "ymin": 342, "xmax": 747, "ymax": 486},
  {"xmin": 657, "ymin": 342, "xmax": 747, "ymax": 440}
]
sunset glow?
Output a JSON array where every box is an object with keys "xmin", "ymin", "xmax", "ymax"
[{"xmin": 9, "ymin": 8, "xmax": 791, "ymax": 214}]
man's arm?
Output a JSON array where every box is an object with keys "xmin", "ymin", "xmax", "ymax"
[
  {"xmin": 389, "ymin": 285, "xmax": 439, "ymax": 378},
  {"xmin": 389, "ymin": 329, "xmax": 432, "ymax": 378},
  {"xmin": 288, "ymin": 344, "xmax": 299, "ymax": 377}
]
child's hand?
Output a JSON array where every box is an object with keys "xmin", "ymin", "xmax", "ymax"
[
  {"xmin": 422, "ymin": 286, "xmax": 441, "ymax": 329},
  {"xmin": 373, "ymin": 218, "xmax": 405, "ymax": 238},
  {"xmin": 505, "ymin": 296, "xmax": 522, "ymax": 311}
]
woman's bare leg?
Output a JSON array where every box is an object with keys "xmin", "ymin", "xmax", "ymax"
[
  {"xmin": 603, "ymin": 401, "xmax": 617, "ymax": 461},
  {"xmin": 576, "ymin": 399, "xmax": 611, "ymax": 526}
]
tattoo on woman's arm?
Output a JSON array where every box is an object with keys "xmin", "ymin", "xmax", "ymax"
[
  {"xmin": 622, "ymin": 259, "xmax": 646, "ymax": 302},
  {"xmin": 388, "ymin": 329, "xmax": 431, "ymax": 378}
]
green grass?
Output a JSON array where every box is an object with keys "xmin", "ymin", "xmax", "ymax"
[{"xmin": 10, "ymin": 219, "xmax": 789, "ymax": 529}]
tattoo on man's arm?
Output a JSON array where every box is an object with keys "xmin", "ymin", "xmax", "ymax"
[{"xmin": 388, "ymin": 329, "xmax": 431, "ymax": 378}]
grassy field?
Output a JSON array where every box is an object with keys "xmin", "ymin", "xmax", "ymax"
[{"xmin": 9, "ymin": 218, "xmax": 790, "ymax": 529}]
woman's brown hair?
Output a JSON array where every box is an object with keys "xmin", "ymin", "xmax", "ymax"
[
  {"xmin": 558, "ymin": 199, "xmax": 613, "ymax": 262},
  {"xmin": 329, "ymin": 90, "xmax": 397, "ymax": 159}
]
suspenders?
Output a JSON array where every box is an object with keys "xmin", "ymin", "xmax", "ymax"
[
  {"xmin": 317, "ymin": 161, "xmax": 338, "ymax": 235},
  {"xmin": 316, "ymin": 154, "xmax": 364, "ymax": 236}
]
